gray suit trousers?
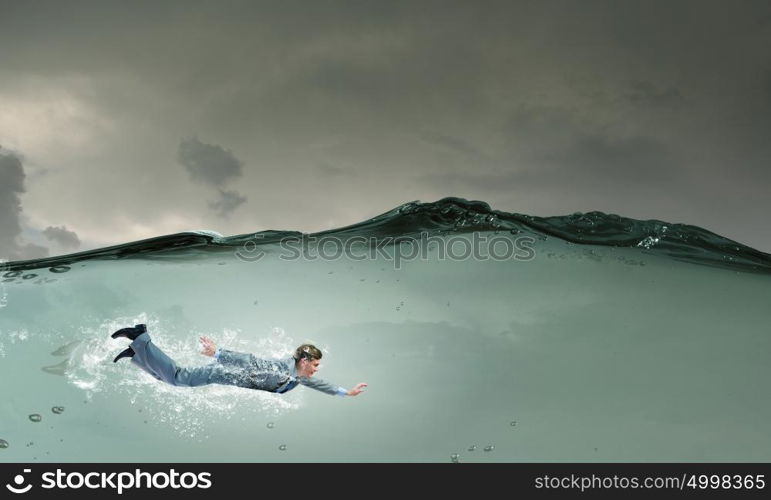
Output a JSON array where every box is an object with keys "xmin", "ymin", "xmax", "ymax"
[{"xmin": 129, "ymin": 332, "xmax": 258, "ymax": 389}]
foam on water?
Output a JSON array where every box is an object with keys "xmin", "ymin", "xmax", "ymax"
[{"xmin": 1, "ymin": 198, "xmax": 770, "ymax": 462}]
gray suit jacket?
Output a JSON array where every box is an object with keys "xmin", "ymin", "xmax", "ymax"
[{"xmin": 216, "ymin": 349, "xmax": 346, "ymax": 396}]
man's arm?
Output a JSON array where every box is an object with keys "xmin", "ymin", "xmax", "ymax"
[
  {"xmin": 297, "ymin": 377, "xmax": 368, "ymax": 397},
  {"xmin": 199, "ymin": 336, "xmax": 255, "ymax": 368}
]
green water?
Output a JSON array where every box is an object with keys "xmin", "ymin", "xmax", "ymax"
[{"xmin": 1, "ymin": 199, "xmax": 769, "ymax": 462}]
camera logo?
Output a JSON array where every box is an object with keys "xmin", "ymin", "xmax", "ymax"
[{"xmin": 6, "ymin": 469, "xmax": 32, "ymax": 494}]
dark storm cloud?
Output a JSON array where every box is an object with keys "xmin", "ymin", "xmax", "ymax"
[
  {"xmin": 0, "ymin": 148, "xmax": 48, "ymax": 261},
  {"xmin": 0, "ymin": 149, "xmax": 26, "ymax": 257},
  {"xmin": 625, "ymin": 81, "xmax": 684, "ymax": 109},
  {"xmin": 0, "ymin": 0, "xmax": 770, "ymax": 251},
  {"xmin": 208, "ymin": 188, "xmax": 247, "ymax": 217},
  {"xmin": 300, "ymin": 59, "xmax": 396, "ymax": 104},
  {"xmin": 419, "ymin": 132, "xmax": 486, "ymax": 159},
  {"xmin": 544, "ymin": 134, "xmax": 679, "ymax": 183},
  {"xmin": 177, "ymin": 137, "xmax": 244, "ymax": 187},
  {"xmin": 42, "ymin": 225, "xmax": 81, "ymax": 250},
  {"xmin": 317, "ymin": 162, "xmax": 358, "ymax": 177},
  {"xmin": 506, "ymin": 104, "xmax": 678, "ymax": 183},
  {"xmin": 766, "ymin": 68, "xmax": 771, "ymax": 98},
  {"xmin": 418, "ymin": 103, "xmax": 681, "ymax": 193},
  {"xmin": 177, "ymin": 137, "xmax": 248, "ymax": 217}
]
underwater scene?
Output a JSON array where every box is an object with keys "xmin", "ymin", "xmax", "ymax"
[{"xmin": 1, "ymin": 197, "xmax": 770, "ymax": 462}]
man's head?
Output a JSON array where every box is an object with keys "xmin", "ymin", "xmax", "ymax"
[{"xmin": 294, "ymin": 344, "xmax": 322, "ymax": 377}]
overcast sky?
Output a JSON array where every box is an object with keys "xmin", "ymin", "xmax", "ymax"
[{"xmin": 1, "ymin": 0, "xmax": 769, "ymax": 261}]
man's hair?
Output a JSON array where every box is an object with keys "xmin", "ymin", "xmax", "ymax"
[{"xmin": 294, "ymin": 344, "xmax": 322, "ymax": 361}]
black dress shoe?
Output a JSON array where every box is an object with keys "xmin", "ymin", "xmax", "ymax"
[
  {"xmin": 110, "ymin": 324, "xmax": 147, "ymax": 341},
  {"xmin": 113, "ymin": 346, "xmax": 135, "ymax": 363}
]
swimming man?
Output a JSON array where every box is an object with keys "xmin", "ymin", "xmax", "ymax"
[{"xmin": 111, "ymin": 324, "xmax": 367, "ymax": 397}]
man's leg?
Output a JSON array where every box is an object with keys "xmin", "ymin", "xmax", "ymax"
[
  {"xmin": 131, "ymin": 357, "xmax": 162, "ymax": 381},
  {"xmin": 129, "ymin": 333, "xmax": 215, "ymax": 387}
]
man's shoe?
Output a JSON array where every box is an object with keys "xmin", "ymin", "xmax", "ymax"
[
  {"xmin": 113, "ymin": 346, "xmax": 135, "ymax": 363},
  {"xmin": 110, "ymin": 324, "xmax": 147, "ymax": 341}
]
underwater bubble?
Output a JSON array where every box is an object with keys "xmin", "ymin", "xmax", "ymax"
[
  {"xmin": 484, "ymin": 445, "xmax": 494, "ymax": 452},
  {"xmin": 23, "ymin": 274, "xmax": 38, "ymax": 280},
  {"xmin": 468, "ymin": 445, "xmax": 476, "ymax": 452},
  {"xmin": 2, "ymin": 271, "xmax": 21, "ymax": 278},
  {"xmin": 52, "ymin": 406, "xmax": 64, "ymax": 414},
  {"xmin": 510, "ymin": 421, "xmax": 517, "ymax": 426},
  {"xmin": 29, "ymin": 414, "xmax": 42, "ymax": 422},
  {"xmin": 267, "ymin": 422, "xmax": 275, "ymax": 429},
  {"xmin": 450, "ymin": 454, "xmax": 459, "ymax": 463},
  {"xmin": 279, "ymin": 444, "xmax": 287, "ymax": 451},
  {"xmin": 0, "ymin": 439, "xmax": 8, "ymax": 449}
]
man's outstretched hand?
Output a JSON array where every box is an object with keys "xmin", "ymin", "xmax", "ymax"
[
  {"xmin": 347, "ymin": 383, "xmax": 368, "ymax": 396},
  {"xmin": 199, "ymin": 336, "xmax": 216, "ymax": 357}
]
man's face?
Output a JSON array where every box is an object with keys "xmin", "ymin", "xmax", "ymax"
[{"xmin": 299, "ymin": 358, "xmax": 320, "ymax": 377}]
